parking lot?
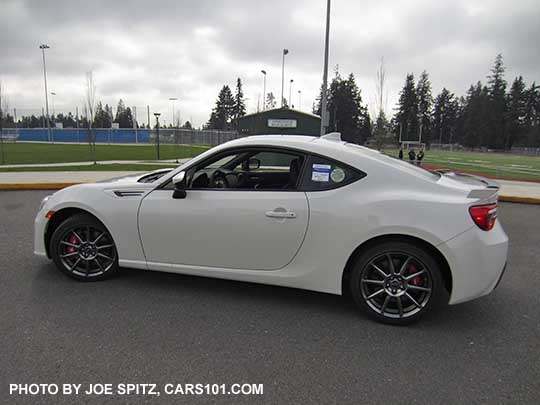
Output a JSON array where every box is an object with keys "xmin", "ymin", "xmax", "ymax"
[{"xmin": 1, "ymin": 190, "xmax": 539, "ymax": 403}]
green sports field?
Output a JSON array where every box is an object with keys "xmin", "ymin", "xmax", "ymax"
[
  {"xmin": 0, "ymin": 142, "xmax": 539, "ymax": 181},
  {"xmin": 383, "ymin": 149, "xmax": 540, "ymax": 181},
  {"xmin": 0, "ymin": 142, "xmax": 210, "ymax": 165}
]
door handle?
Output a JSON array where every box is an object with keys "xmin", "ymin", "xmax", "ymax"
[{"xmin": 265, "ymin": 210, "xmax": 296, "ymax": 219}]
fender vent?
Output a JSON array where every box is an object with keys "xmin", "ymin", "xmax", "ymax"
[{"xmin": 113, "ymin": 190, "xmax": 145, "ymax": 197}]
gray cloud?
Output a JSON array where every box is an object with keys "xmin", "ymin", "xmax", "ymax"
[{"xmin": 1, "ymin": 0, "xmax": 539, "ymax": 127}]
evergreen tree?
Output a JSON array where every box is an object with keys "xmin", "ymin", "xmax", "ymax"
[
  {"xmin": 232, "ymin": 78, "xmax": 246, "ymax": 129},
  {"xmin": 461, "ymin": 82, "xmax": 491, "ymax": 148},
  {"xmin": 372, "ymin": 110, "xmax": 390, "ymax": 150},
  {"xmin": 432, "ymin": 88, "xmax": 459, "ymax": 144},
  {"xmin": 207, "ymin": 85, "xmax": 234, "ymax": 130},
  {"xmin": 326, "ymin": 72, "xmax": 371, "ymax": 144},
  {"xmin": 393, "ymin": 73, "xmax": 418, "ymax": 142},
  {"xmin": 113, "ymin": 99, "xmax": 134, "ymax": 128},
  {"xmin": 416, "ymin": 71, "xmax": 432, "ymax": 142},
  {"xmin": 104, "ymin": 104, "xmax": 113, "ymax": 128},
  {"xmin": 114, "ymin": 99, "xmax": 126, "ymax": 125},
  {"xmin": 93, "ymin": 101, "xmax": 106, "ymax": 128},
  {"xmin": 505, "ymin": 76, "xmax": 527, "ymax": 148},
  {"xmin": 524, "ymin": 82, "xmax": 540, "ymax": 147},
  {"xmin": 487, "ymin": 54, "xmax": 507, "ymax": 149},
  {"xmin": 124, "ymin": 107, "xmax": 134, "ymax": 128}
]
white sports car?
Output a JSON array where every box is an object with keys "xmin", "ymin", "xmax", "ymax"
[{"xmin": 34, "ymin": 134, "xmax": 508, "ymax": 324}]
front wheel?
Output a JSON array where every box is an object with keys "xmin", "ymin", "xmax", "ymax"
[
  {"xmin": 50, "ymin": 214, "xmax": 119, "ymax": 281},
  {"xmin": 349, "ymin": 241, "xmax": 447, "ymax": 325}
]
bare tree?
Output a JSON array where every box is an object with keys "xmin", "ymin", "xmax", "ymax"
[
  {"xmin": 85, "ymin": 71, "xmax": 97, "ymax": 164},
  {"xmin": 373, "ymin": 58, "xmax": 390, "ymax": 150},
  {"xmin": 375, "ymin": 57, "xmax": 388, "ymax": 116}
]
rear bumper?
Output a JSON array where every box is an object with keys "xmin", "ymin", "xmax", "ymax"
[{"xmin": 438, "ymin": 221, "xmax": 509, "ymax": 305}]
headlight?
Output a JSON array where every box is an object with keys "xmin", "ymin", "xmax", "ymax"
[{"xmin": 39, "ymin": 195, "xmax": 51, "ymax": 211}]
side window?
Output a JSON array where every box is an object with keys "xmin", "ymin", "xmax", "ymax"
[
  {"xmin": 300, "ymin": 155, "xmax": 365, "ymax": 191},
  {"xmin": 246, "ymin": 151, "xmax": 297, "ymax": 172}
]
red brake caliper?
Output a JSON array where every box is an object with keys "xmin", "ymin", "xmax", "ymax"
[
  {"xmin": 66, "ymin": 234, "xmax": 78, "ymax": 254},
  {"xmin": 407, "ymin": 263, "xmax": 422, "ymax": 286}
]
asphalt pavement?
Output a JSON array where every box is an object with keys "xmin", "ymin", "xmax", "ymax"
[{"xmin": 1, "ymin": 191, "xmax": 539, "ymax": 404}]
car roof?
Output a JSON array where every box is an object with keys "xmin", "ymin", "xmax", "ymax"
[{"xmin": 222, "ymin": 134, "xmax": 380, "ymax": 162}]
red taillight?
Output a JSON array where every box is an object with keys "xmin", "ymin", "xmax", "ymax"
[{"xmin": 469, "ymin": 203, "xmax": 497, "ymax": 231}]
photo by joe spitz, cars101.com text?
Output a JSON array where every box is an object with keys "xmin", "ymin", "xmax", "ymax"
[{"xmin": 35, "ymin": 133, "xmax": 508, "ymax": 325}]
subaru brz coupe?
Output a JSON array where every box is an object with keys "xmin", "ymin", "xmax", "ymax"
[{"xmin": 35, "ymin": 134, "xmax": 508, "ymax": 324}]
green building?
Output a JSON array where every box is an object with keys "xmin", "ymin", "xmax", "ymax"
[{"xmin": 238, "ymin": 107, "xmax": 321, "ymax": 136}]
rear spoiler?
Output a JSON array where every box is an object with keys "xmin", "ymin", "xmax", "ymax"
[
  {"xmin": 435, "ymin": 170, "xmax": 500, "ymax": 200},
  {"xmin": 434, "ymin": 169, "xmax": 499, "ymax": 189}
]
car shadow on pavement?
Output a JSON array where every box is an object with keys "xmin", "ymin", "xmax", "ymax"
[{"xmin": 31, "ymin": 259, "xmax": 506, "ymax": 331}]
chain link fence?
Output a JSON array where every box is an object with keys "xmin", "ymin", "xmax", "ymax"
[
  {"xmin": 151, "ymin": 128, "xmax": 244, "ymax": 146},
  {"xmin": 0, "ymin": 128, "xmax": 242, "ymax": 145}
]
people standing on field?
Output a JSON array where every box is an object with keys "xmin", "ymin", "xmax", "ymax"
[
  {"xmin": 408, "ymin": 149, "xmax": 416, "ymax": 163},
  {"xmin": 416, "ymin": 148, "xmax": 425, "ymax": 166},
  {"xmin": 398, "ymin": 146, "xmax": 403, "ymax": 160}
]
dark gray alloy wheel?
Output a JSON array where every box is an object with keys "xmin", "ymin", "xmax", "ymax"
[
  {"xmin": 350, "ymin": 241, "xmax": 446, "ymax": 325},
  {"xmin": 50, "ymin": 214, "xmax": 119, "ymax": 281}
]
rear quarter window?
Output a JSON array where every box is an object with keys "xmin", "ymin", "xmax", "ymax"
[{"xmin": 300, "ymin": 155, "xmax": 365, "ymax": 191}]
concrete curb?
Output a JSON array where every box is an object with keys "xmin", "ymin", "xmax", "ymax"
[
  {"xmin": 498, "ymin": 195, "xmax": 540, "ymax": 205},
  {"xmin": 1, "ymin": 182, "xmax": 540, "ymax": 205}
]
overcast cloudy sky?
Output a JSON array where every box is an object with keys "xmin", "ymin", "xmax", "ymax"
[{"xmin": 1, "ymin": 0, "xmax": 539, "ymax": 127}]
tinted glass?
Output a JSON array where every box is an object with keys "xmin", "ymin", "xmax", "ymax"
[{"xmin": 300, "ymin": 155, "xmax": 365, "ymax": 191}]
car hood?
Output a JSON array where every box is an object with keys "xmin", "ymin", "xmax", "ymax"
[{"xmin": 95, "ymin": 168, "xmax": 175, "ymax": 186}]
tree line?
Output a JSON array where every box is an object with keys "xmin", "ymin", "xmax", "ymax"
[
  {"xmin": 2, "ymin": 54, "xmax": 539, "ymax": 148},
  {"xmin": 0, "ymin": 98, "xmax": 193, "ymax": 130},
  {"xmin": 390, "ymin": 54, "xmax": 540, "ymax": 149}
]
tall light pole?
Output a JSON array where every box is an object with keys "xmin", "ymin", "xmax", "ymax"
[
  {"xmin": 169, "ymin": 97, "xmax": 178, "ymax": 127},
  {"xmin": 281, "ymin": 49, "xmax": 289, "ymax": 107},
  {"xmin": 261, "ymin": 70, "xmax": 267, "ymax": 110},
  {"xmin": 39, "ymin": 44, "xmax": 51, "ymax": 141},
  {"xmin": 154, "ymin": 112, "xmax": 161, "ymax": 160},
  {"xmin": 169, "ymin": 97, "xmax": 178, "ymax": 163},
  {"xmin": 298, "ymin": 90, "xmax": 302, "ymax": 111},
  {"xmin": 50, "ymin": 92, "xmax": 56, "ymax": 117},
  {"xmin": 320, "ymin": 0, "xmax": 331, "ymax": 135},
  {"xmin": 289, "ymin": 79, "xmax": 294, "ymax": 108}
]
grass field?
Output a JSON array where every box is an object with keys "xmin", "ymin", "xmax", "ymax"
[
  {"xmin": 0, "ymin": 142, "xmax": 209, "ymax": 165},
  {"xmin": 1, "ymin": 142, "xmax": 539, "ymax": 181},
  {"xmin": 383, "ymin": 149, "xmax": 540, "ymax": 181},
  {"xmin": 0, "ymin": 163, "xmax": 176, "ymax": 172}
]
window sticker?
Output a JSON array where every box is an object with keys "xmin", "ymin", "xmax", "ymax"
[
  {"xmin": 330, "ymin": 168, "xmax": 346, "ymax": 183},
  {"xmin": 312, "ymin": 164, "xmax": 331, "ymax": 182}
]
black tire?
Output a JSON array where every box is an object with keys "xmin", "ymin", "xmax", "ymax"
[
  {"xmin": 50, "ymin": 213, "xmax": 119, "ymax": 281},
  {"xmin": 349, "ymin": 241, "xmax": 447, "ymax": 325}
]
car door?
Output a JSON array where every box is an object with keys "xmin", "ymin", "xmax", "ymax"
[{"xmin": 137, "ymin": 148, "xmax": 309, "ymax": 271}]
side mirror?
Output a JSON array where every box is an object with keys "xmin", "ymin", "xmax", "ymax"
[
  {"xmin": 248, "ymin": 158, "xmax": 260, "ymax": 171},
  {"xmin": 172, "ymin": 171, "xmax": 187, "ymax": 199}
]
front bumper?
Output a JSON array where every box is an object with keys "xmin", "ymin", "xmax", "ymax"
[
  {"xmin": 34, "ymin": 208, "xmax": 49, "ymax": 258},
  {"xmin": 438, "ymin": 221, "xmax": 509, "ymax": 305}
]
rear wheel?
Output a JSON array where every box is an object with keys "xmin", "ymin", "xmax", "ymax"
[
  {"xmin": 50, "ymin": 214, "xmax": 118, "ymax": 281},
  {"xmin": 349, "ymin": 241, "xmax": 446, "ymax": 325}
]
